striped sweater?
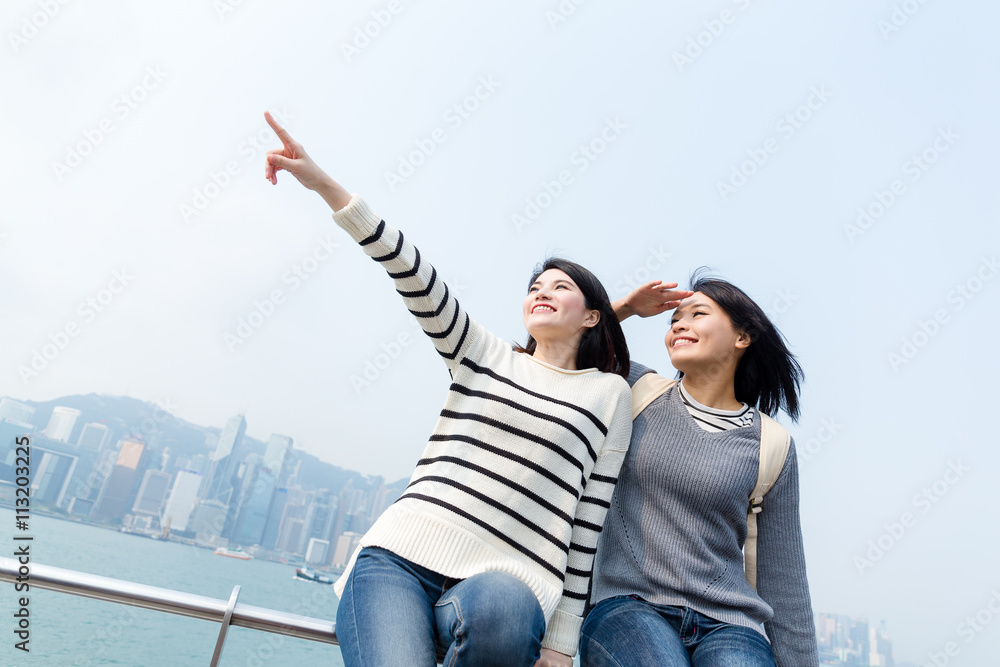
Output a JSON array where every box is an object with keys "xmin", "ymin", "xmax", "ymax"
[{"xmin": 330, "ymin": 195, "xmax": 633, "ymax": 656}]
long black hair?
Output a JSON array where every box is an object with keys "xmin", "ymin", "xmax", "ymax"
[
  {"xmin": 684, "ymin": 267, "xmax": 804, "ymax": 421},
  {"xmin": 514, "ymin": 257, "xmax": 630, "ymax": 379}
]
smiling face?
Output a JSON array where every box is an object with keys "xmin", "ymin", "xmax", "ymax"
[
  {"xmin": 665, "ymin": 292, "xmax": 750, "ymax": 375},
  {"xmin": 522, "ymin": 268, "xmax": 600, "ymax": 345}
]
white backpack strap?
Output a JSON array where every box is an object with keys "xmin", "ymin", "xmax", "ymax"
[
  {"xmin": 631, "ymin": 373, "xmax": 676, "ymax": 420},
  {"xmin": 744, "ymin": 412, "xmax": 791, "ymax": 591}
]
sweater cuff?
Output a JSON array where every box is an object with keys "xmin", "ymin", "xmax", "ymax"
[
  {"xmin": 541, "ymin": 609, "xmax": 582, "ymax": 657},
  {"xmin": 331, "ymin": 194, "xmax": 381, "ymax": 243}
]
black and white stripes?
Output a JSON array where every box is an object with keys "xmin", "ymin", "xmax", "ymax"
[{"xmin": 330, "ymin": 195, "xmax": 634, "ymax": 656}]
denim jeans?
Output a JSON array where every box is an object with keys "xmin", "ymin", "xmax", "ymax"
[
  {"xmin": 580, "ymin": 595, "xmax": 776, "ymax": 667},
  {"xmin": 336, "ymin": 546, "xmax": 545, "ymax": 667}
]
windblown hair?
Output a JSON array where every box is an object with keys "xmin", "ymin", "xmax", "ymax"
[
  {"xmin": 514, "ymin": 258, "xmax": 630, "ymax": 379},
  {"xmin": 684, "ymin": 267, "xmax": 804, "ymax": 421}
]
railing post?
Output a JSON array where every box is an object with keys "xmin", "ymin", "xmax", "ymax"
[{"xmin": 209, "ymin": 584, "xmax": 241, "ymax": 667}]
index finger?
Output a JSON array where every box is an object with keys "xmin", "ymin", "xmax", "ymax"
[{"xmin": 264, "ymin": 110, "xmax": 295, "ymax": 149}]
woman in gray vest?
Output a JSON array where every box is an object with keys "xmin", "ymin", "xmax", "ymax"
[{"xmin": 581, "ymin": 273, "xmax": 819, "ymax": 667}]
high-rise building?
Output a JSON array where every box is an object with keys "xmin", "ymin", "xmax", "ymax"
[
  {"xmin": 161, "ymin": 470, "xmax": 202, "ymax": 532},
  {"xmin": 332, "ymin": 532, "xmax": 362, "ymax": 567},
  {"xmin": 0, "ymin": 419, "xmax": 34, "ymax": 478},
  {"xmin": 92, "ymin": 440, "xmax": 145, "ymax": 520},
  {"xmin": 29, "ymin": 446, "xmax": 79, "ymax": 506},
  {"xmin": 0, "ymin": 398, "xmax": 35, "ymax": 425},
  {"xmin": 189, "ymin": 500, "xmax": 228, "ymax": 545},
  {"xmin": 263, "ymin": 434, "xmax": 293, "ymax": 483},
  {"xmin": 277, "ymin": 518, "xmax": 305, "ymax": 555},
  {"xmin": 260, "ymin": 487, "xmax": 289, "ymax": 551},
  {"xmin": 816, "ymin": 613, "xmax": 894, "ymax": 666},
  {"xmin": 77, "ymin": 423, "xmax": 110, "ymax": 452},
  {"xmin": 303, "ymin": 489, "xmax": 337, "ymax": 547},
  {"xmin": 203, "ymin": 413, "xmax": 247, "ymax": 507},
  {"xmin": 131, "ymin": 470, "xmax": 171, "ymax": 517},
  {"xmin": 43, "ymin": 406, "xmax": 81, "ymax": 443},
  {"xmin": 187, "ymin": 454, "xmax": 210, "ymax": 476},
  {"xmin": 305, "ymin": 538, "xmax": 329, "ymax": 564},
  {"xmin": 230, "ymin": 456, "xmax": 277, "ymax": 547}
]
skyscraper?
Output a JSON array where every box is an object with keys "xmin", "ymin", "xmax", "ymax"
[
  {"xmin": 263, "ymin": 434, "xmax": 293, "ymax": 483},
  {"xmin": 0, "ymin": 398, "xmax": 35, "ymax": 425},
  {"xmin": 0, "ymin": 419, "xmax": 34, "ymax": 478},
  {"xmin": 77, "ymin": 423, "xmax": 110, "ymax": 452},
  {"xmin": 131, "ymin": 470, "xmax": 171, "ymax": 517},
  {"xmin": 29, "ymin": 446, "xmax": 79, "ymax": 506},
  {"xmin": 92, "ymin": 440, "xmax": 145, "ymax": 520},
  {"xmin": 161, "ymin": 470, "xmax": 202, "ymax": 532},
  {"xmin": 230, "ymin": 455, "xmax": 276, "ymax": 547},
  {"xmin": 203, "ymin": 413, "xmax": 247, "ymax": 507},
  {"xmin": 43, "ymin": 406, "xmax": 81, "ymax": 443}
]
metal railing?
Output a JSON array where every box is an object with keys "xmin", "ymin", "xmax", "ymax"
[{"xmin": 0, "ymin": 557, "xmax": 339, "ymax": 666}]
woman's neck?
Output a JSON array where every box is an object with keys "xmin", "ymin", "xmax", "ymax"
[
  {"xmin": 532, "ymin": 339, "xmax": 579, "ymax": 371},
  {"xmin": 679, "ymin": 372, "xmax": 742, "ymax": 411}
]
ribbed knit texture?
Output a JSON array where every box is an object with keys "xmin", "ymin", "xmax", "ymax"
[
  {"xmin": 329, "ymin": 195, "xmax": 633, "ymax": 656},
  {"xmin": 591, "ymin": 362, "xmax": 819, "ymax": 666}
]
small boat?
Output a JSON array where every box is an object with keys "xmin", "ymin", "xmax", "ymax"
[
  {"xmin": 214, "ymin": 547, "xmax": 252, "ymax": 560},
  {"xmin": 294, "ymin": 567, "xmax": 334, "ymax": 584}
]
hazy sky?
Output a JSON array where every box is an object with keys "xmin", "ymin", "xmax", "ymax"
[{"xmin": 3, "ymin": 1, "xmax": 999, "ymax": 662}]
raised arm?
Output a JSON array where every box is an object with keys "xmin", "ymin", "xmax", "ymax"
[
  {"xmin": 263, "ymin": 111, "xmax": 481, "ymax": 371},
  {"xmin": 613, "ymin": 280, "xmax": 693, "ymax": 322}
]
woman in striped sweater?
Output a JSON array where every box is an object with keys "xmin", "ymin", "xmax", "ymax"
[
  {"xmin": 262, "ymin": 112, "xmax": 688, "ymax": 667},
  {"xmin": 580, "ymin": 275, "xmax": 819, "ymax": 666}
]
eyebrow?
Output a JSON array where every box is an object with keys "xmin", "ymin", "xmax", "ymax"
[
  {"xmin": 530, "ymin": 278, "xmax": 576, "ymax": 288},
  {"xmin": 673, "ymin": 301, "xmax": 713, "ymax": 313}
]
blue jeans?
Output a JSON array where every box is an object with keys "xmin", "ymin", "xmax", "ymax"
[
  {"xmin": 581, "ymin": 596, "xmax": 776, "ymax": 667},
  {"xmin": 336, "ymin": 547, "xmax": 545, "ymax": 667}
]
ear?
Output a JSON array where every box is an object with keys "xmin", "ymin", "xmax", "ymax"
[
  {"xmin": 734, "ymin": 330, "xmax": 751, "ymax": 350},
  {"xmin": 583, "ymin": 309, "xmax": 601, "ymax": 329}
]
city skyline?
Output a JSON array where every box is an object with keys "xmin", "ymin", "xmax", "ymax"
[
  {"xmin": 1, "ymin": 395, "xmax": 907, "ymax": 665},
  {"xmin": 0, "ymin": 392, "xmax": 405, "ymax": 570}
]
